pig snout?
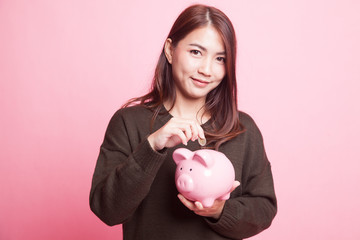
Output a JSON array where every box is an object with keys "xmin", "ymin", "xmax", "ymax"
[{"xmin": 176, "ymin": 174, "xmax": 194, "ymax": 193}]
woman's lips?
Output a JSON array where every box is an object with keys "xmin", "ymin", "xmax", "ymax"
[{"xmin": 191, "ymin": 77, "xmax": 210, "ymax": 87}]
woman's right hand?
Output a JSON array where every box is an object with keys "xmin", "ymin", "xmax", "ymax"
[{"xmin": 147, "ymin": 117, "xmax": 205, "ymax": 151}]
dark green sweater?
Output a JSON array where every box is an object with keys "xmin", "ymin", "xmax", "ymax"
[{"xmin": 90, "ymin": 105, "xmax": 277, "ymax": 239}]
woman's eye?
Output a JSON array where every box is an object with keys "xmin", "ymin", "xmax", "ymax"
[
  {"xmin": 190, "ymin": 50, "xmax": 201, "ymax": 55},
  {"xmin": 216, "ymin": 57, "xmax": 226, "ymax": 63}
]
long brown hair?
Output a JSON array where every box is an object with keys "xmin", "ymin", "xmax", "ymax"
[{"xmin": 123, "ymin": 4, "xmax": 245, "ymax": 149}]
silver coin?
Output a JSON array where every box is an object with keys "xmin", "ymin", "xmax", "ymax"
[{"xmin": 198, "ymin": 137, "xmax": 206, "ymax": 146}]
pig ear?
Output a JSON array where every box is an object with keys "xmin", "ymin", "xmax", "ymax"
[
  {"xmin": 173, "ymin": 148, "xmax": 193, "ymax": 165},
  {"xmin": 193, "ymin": 150, "xmax": 215, "ymax": 168}
]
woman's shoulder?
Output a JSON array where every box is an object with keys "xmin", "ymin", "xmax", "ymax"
[
  {"xmin": 110, "ymin": 104, "xmax": 154, "ymax": 122},
  {"xmin": 237, "ymin": 110, "xmax": 263, "ymax": 137},
  {"xmin": 237, "ymin": 110, "xmax": 256, "ymax": 127}
]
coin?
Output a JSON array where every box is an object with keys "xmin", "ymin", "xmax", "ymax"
[{"xmin": 198, "ymin": 137, "xmax": 206, "ymax": 146}]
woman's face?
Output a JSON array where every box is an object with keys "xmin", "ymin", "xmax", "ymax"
[{"xmin": 165, "ymin": 26, "xmax": 226, "ymax": 102}]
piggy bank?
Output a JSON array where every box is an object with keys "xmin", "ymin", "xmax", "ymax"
[{"xmin": 173, "ymin": 148, "xmax": 235, "ymax": 208}]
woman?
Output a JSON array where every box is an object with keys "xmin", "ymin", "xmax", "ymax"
[{"xmin": 90, "ymin": 4, "xmax": 277, "ymax": 240}]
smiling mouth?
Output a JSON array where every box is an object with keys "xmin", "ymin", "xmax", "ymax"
[{"xmin": 192, "ymin": 78, "xmax": 210, "ymax": 84}]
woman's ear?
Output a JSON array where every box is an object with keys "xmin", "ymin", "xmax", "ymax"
[{"xmin": 164, "ymin": 38, "xmax": 173, "ymax": 64}]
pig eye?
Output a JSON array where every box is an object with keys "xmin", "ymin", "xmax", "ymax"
[
  {"xmin": 180, "ymin": 167, "xmax": 183, "ymax": 170},
  {"xmin": 190, "ymin": 168, "xmax": 192, "ymax": 171}
]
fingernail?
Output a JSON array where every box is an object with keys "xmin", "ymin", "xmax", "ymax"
[{"xmin": 198, "ymin": 137, "xmax": 206, "ymax": 146}]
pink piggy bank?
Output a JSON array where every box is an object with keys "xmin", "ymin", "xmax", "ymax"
[{"xmin": 173, "ymin": 148, "xmax": 236, "ymax": 208}]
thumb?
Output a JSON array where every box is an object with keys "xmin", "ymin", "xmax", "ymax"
[{"xmin": 230, "ymin": 180, "xmax": 241, "ymax": 192}]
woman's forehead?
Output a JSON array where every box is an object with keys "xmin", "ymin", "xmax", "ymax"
[{"xmin": 178, "ymin": 26, "xmax": 225, "ymax": 53}]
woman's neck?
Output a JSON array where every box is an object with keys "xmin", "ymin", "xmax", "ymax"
[{"xmin": 164, "ymin": 98, "xmax": 210, "ymax": 124}]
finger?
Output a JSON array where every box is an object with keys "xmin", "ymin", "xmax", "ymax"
[
  {"xmin": 189, "ymin": 121, "xmax": 204, "ymax": 141},
  {"xmin": 177, "ymin": 194, "xmax": 196, "ymax": 211},
  {"xmin": 171, "ymin": 120, "xmax": 193, "ymax": 142},
  {"xmin": 182, "ymin": 124, "xmax": 193, "ymax": 142},
  {"xmin": 177, "ymin": 119, "xmax": 198, "ymax": 141},
  {"xmin": 189, "ymin": 122, "xmax": 199, "ymax": 141},
  {"xmin": 172, "ymin": 128, "xmax": 189, "ymax": 146},
  {"xmin": 194, "ymin": 201, "xmax": 204, "ymax": 210},
  {"xmin": 195, "ymin": 122, "xmax": 206, "ymax": 140},
  {"xmin": 169, "ymin": 118, "xmax": 204, "ymax": 144}
]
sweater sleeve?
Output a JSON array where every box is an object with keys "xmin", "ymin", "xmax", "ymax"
[
  {"xmin": 89, "ymin": 110, "xmax": 167, "ymax": 226},
  {"xmin": 205, "ymin": 115, "xmax": 277, "ymax": 239}
]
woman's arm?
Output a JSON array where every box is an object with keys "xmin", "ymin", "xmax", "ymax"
[
  {"xmin": 205, "ymin": 115, "xmax": 277, "ymax": 239},
  {"xmin": 206, "ymin": 161, "xmax": 277, "ymax": 239},
  {"xmin": 89, "ymin": 108, "xmax": 206, "ymax": 226},
  {"xmin": 89, "ymin": 110, "xmax": 167, "ymax": 226}
]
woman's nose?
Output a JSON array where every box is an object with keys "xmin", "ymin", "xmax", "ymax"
[{"xmin": 198, "ymin": 58, "xmax": 212, "ymax": 77}]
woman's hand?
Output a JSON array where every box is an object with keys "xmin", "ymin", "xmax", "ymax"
[
  {"xmin": 147, "ymin": 117, "xmax": 205, "ymax": 151},
  {"xmin": 177, "ymin": 181, "xmax": 240, "ymax": 220}
]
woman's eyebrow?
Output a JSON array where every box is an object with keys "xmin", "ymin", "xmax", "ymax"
[{"xmin": 189, "ymin": 43, "xmax": 225, "ymax": 55}]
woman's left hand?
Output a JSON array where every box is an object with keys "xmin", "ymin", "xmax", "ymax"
[{"xmin": 177, "ymin": 181, "xmax": 240, "ymax": 220}]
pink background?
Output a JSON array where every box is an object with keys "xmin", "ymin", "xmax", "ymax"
[{"xmin": 1, "ymin": 0, "xmax": 359, "ymax": 239}]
